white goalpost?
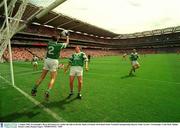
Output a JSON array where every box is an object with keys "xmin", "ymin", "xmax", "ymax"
[{"xmin": 4, "ymin": 0, "xmax": 15, "ymax": 86}]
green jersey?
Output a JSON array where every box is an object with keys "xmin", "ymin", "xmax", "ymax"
[
  {"xmin": 46, "ymin": 41, "xmax": 67, "ymax": 59},
  {"xmin": 130, "ymin": 52, "xmax": 139, "ymax": 61},
  {"xmin": 69, "ymin": 52, "xmax": 88, "ymax": 66}
]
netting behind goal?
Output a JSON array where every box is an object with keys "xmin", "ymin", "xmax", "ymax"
[
  {"xmin": 0, "ymin": 49, "xmax": 11, "ymax": 87},
  {"xmin": 0, "ymin": 0, "xmax": 28, "ymax": 86}
]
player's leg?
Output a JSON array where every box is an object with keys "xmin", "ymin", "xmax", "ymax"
[
  {"xmin": 45, "ymin": 71, "xmax": 57, "ymax": 100},
  {"xmin": 31, "ymin": 69, "xmax": 48, "ymax": 96},
  {"xmin": 33, "ymin": 63, "xmax": 35, "ymax": 71},
  {"xmin": 76, "ymin": 67, "xmax": 83, "ymax": 99},
  {"xmin": 68, "ymin": 66, "xmax": 76, "ymax": 98},
  {"xmin": 134, "ymin": 62, "xmax": 140, "ymax": 70},
  {"xmin": 68, "ymin": 76, "xmax": 75, "ymax": 98},
  {"xmin": 35, "ymin": 63, "xmax": 38, "ymax": 71},
  {"xmin": 77, "ymin": 76, "xmax": 83, "ymax": 99},
  {"xmin": 129, "ymin": 62, "xmax": 134, "ymax": 76},
  {"xmin": 44, "ymin": 59, "xmax": 59, "ymax": 100},
  {"xmin": 34, "ymin": 64, "xmax": 36, "ymax": 71},
  {"xmin": 129, "ymin": 67, "xmax": 134, "ymax": 76}
]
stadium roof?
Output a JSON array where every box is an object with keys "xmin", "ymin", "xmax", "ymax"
[
  {"xmin": 30, "ymin": 0, "xmax": 180, "ymax": 33},
  {"xmin": 0, "ymin": 0, "xmax": 180, "ymax": 39},
  {"xmin": 0, "ymin": 0, "xmax": 118, "ymax": 38}
]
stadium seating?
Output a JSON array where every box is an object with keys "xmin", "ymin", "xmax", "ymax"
[{"xmin": 2, "ymin": 23, "xmax": 179, "ymax": 62}]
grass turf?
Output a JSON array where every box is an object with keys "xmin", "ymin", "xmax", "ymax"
[{"xmin": 0, "ymin": 54, "xmax": 180, "ymax": 122}]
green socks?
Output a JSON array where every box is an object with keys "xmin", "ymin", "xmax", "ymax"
[{"xmin": 32, "ymin": 84, "xmax": 38, "ymax": 90}]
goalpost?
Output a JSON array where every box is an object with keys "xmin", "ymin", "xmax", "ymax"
[
  {"xmin": 0, "ymin": 0, "xmax": 67, "ymax": 86},
  {"xmin": 4, "ymin": 0, "xmax": 14, "ymax": 86},
  {"xmin": 0, "ymin": 0, "xmax": 29, "ymax": 86}
]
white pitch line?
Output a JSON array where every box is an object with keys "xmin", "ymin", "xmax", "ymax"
[{"xmin": 0, "ymin": 75, "xmax": 66, "ymax": 122}]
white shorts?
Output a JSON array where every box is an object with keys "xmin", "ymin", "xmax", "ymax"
[
  {"xmin": 32, "ymin": 62, "xmax": 38, "ymax": 65},
  {"xmin": 43, "ymin": 58, "xmax": 59, "ymax": 72},
  {"xmin": 70, "ymin": 66, "xmax": 83, "ymax": 76},
  {"xmin": 132, "ymin": 61, "xmax": 139, "ymax": 66}
]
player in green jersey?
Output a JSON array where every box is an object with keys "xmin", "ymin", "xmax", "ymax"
[
  {"xmin": 129, "ymin": 49, "xmax": 140, "ymax": 76},
  {"xmin": 31, "ymin": 35, "xmax": 69, "ymax": 101},
  {"xmin": 64, "ymin": 46, "xmax": 88, "ymax": 99}
]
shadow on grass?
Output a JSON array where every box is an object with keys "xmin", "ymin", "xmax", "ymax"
[
  {"xmin": 0, "ymin": 111, "xmax": 40, "ymax": 121},
  {"xmin": 42, "ymin": 96, "xmax": 79, "ymax": 110},
  {"xmin": 121, "ymin": 74, "xmax": 136, "ymax": 79}
]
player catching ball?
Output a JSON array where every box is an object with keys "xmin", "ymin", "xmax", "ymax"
[
  {"xmin": 129, "ymin": 49, "xmax": 140, "ymax": 76},
  {"xmin": 64, "ymin": 46, "xmax": 88, "ymax": 99},
  {"xmin": 31, "ymin": 33, "xmax": 69, "ymax": 101}
]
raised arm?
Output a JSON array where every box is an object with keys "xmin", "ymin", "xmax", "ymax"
[
  {"xmin": 85, "ymin": 61, "xmax": 88, "ymax": 71},
  {"xmin": 64, "ymin": 62, "xmax": 71, "ymax": 74},
  {"xmin": 66, "ymin": 36, "xmax": 69, "ymax": 44},
  {"xmin": 83, "ymin": 53, "xmax": 89, "ymax": 71},
  {"xmin": 64, "ymin": 54, "xmax": 73, "ymax": 74}
]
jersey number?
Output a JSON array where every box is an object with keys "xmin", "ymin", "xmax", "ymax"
[{"xmin": 48, "ymin": 46, "xmax": 54, "ymax": 55}]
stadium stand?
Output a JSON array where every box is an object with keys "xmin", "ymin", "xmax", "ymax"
[{"xmin": 2, "ymin": 24, "xmax": 179, "ymax": 61}]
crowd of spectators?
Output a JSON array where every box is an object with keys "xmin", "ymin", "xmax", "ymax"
[
  {"xmin": 3, "ymin": 47, "xmax": 33, "ymax": 61},
  {"xmin": 4, "ymin": 46, "xmax": 179, "ymax": 62},
  {"xmin": 3, "ymin": 47, "xmax": 123, "ymax": 61},
  {"xmin": 2, "ymin": 24, "xmax": 178, "ymax": 62}
]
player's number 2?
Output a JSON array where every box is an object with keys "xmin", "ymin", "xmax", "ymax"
[{"xmin": 48, "ymin": 46, "xmax": 54, "ymax": 55}]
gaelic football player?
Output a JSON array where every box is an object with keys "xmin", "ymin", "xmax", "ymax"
[
  {"xmin": 129, "ymin": 49, "xmax": 140, "ymax": 76},
  {"xmin": 64, "ymin": 46, "xmax": 88, "ymax": 99},
  {"xmin": 31, "ymin": 55, "xmax": 38, "ymax": 71},
  {"xmin": 31, "ymin": 35, "xmax": 69, "ymax": 100},
  {"xmin": 122, "ymin": 52, "xmax": 127, "ymax": 61}
]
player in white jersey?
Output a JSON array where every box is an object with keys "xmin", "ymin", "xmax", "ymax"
[{"xmin": 32, "ymin": 55, "xmax": 38, "ymax": 71}]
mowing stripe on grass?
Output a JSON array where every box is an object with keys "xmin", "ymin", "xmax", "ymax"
[
  {"xmin": 14, "ymin": 70, "xmax": 41, "ymax": 76},
  {"xmin": 0, "ymin": 75, "xmax": 66, "ymax": 122},
  {"xmin": 13, "ymin": 70, "xmax": 180, "ymax": 85},
  {"xmin": 88, "ymin": 72, "xmax": 180, "ymax": 85},
  {"xmin": 134, "ymin": 77, "xmax": 180, "ymax": 85}
]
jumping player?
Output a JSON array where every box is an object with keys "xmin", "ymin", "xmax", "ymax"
[
  {"xmin": 31, "ymin": 55, "xmax": 38, "ymax": 71},
  {"xmin": 129, "ymin": 49, "xmax": 140, "ymax": 76},
  {"xmin": 64, "ymin": 46, "xmax": 88, "ymax": 99},
  {"xmin": 31, "ymin": 35, "xmax": 69, "ymax": 100}
]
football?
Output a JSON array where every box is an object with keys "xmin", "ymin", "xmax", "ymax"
[{"xmin": 61, "ymin": 30, "xmax": 70, "ymax": 37}]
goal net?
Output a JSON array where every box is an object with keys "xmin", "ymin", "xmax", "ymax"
[{"xmin": 0, "ymin": 0, "xmax": 28, "ymax": 86}]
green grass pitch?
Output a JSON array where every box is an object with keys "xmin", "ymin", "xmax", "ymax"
[{"xmin": 0, "ymin": 54, "xmax": 180, "ymax": 122}]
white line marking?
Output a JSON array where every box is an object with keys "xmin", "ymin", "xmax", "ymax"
[{"xmin": 0, "ymin": 75, "xmax": 66, "ymax": 122}]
